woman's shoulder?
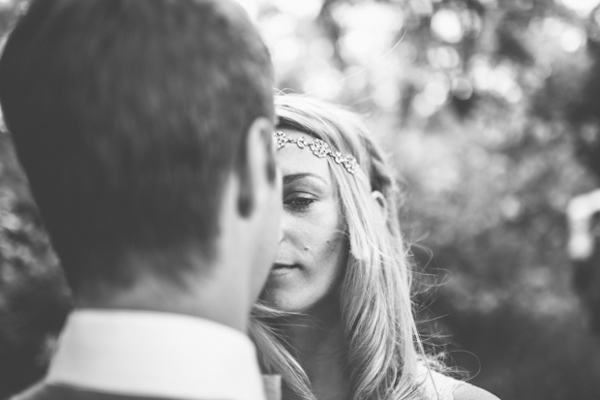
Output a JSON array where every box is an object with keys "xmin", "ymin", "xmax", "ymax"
[
  {"xmin": 419, "ymin": 369, "xmax": 500, "ymax": 400},
  {"xmin": 452, "ymin": 381, "xmax": 500, "ymax": 400}
]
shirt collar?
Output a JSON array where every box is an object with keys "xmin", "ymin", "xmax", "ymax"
[{"xmin": 46, "ymin": 309, "xmax": 267, "ymax": 400}]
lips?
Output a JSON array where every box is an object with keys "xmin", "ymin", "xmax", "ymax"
[
  {"xmin": 272, "ymin": 263, "xmax": 299, "ymax": 270},
  {"xmin": 270, "ymin": 263, "xmax": 300, "ymax": 276}
]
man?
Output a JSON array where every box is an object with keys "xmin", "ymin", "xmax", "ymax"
[{"xmin": 0, "ymin": 0, "xmax": 281, "ymax": 399}]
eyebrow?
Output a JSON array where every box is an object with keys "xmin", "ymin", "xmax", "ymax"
[{"xmin": 283, "ymin": 173, "xmax": 327, "ymax": 185}]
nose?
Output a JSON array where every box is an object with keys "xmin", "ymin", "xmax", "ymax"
[
  {"xmin": 279, "ymin": 208, "xmax": 293, "ymax": 244},
  {"xmin": 278, "ymin": 219, "xmax": 284, "ymax": 243}
]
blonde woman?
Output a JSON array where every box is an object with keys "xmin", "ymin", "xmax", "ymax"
[{"xmin": 251, "ymin": 95, "xmax": 499, "ymax": 400}]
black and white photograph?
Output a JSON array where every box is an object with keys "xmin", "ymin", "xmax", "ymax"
[{"xmin": 0, "ymin": 0, "xmax": 599, "ymax": 399}]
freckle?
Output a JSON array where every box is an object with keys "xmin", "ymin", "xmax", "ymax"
[{"xmin": 303, "ymin": 246, "xmax": 310, "ymax": 251}]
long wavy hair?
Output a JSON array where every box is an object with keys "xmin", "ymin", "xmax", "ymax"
[{"xmin": 250, "ymin": 95, "xmax": 437, "ymax": 400}]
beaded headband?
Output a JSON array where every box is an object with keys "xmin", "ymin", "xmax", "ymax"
[{"xmin": 273, "ymin": 131, "xmax": 358, "ymax": 175}]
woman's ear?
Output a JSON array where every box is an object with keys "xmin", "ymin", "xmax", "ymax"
[{"xmin": 371, "ymin": 190, "xmax": 388, "ymax": 219}]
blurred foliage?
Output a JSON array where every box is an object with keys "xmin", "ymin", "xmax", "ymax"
[
  {"xmin": 2, "ymin": 0, "xmax": 600, "ymax": 399},
  {"xmin": 0, "ymin": 133, "xmax": 71, "ymax": 396},
  {"xmin": 0, "ymin": 5, "xmax": 71, "ymax": 397}
]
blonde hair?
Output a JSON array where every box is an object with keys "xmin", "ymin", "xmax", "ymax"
[{"xmin": 250, "ymin": 95, "xmax": 436, "ymax": 400}]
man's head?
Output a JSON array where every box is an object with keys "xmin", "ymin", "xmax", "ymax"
[{"xmin": 0, "ymin": 0, "xmax": 280, "ymax": 301}]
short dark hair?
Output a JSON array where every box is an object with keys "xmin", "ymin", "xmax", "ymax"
[{"xmin": 0, "ymin": 0, "xmax": 274, "ymax": 293}]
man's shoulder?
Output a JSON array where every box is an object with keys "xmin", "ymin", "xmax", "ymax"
[
  {"xmin": 8, "ymin": 383, "xmax": 200, "ymax": 400},
  {"xmin": 9, "ymin": 381, "xmax": 48, "ymax": 400}
]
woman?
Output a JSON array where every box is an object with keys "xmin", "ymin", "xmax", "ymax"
[{"xmin": 250, "ymin": 95, "xmax": 499, "ymax": 400}]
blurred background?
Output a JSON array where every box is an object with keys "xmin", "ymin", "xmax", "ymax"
[{"xmin": 1, "ymin": 0, "xmax": 600, "ymax": 398}]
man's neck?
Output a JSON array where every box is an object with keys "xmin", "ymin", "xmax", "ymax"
[{"xmin": 78, "ymin": 267, "xmax": 252, "ymax": 332}]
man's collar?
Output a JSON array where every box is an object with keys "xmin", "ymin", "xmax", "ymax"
[{"xmin": 46, "ymin": 310, "xmax": 267, "ymax": 400}]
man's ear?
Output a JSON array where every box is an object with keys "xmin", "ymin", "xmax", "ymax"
[
  {"xmin": 237, "ymin": 117, "xmax": 276, "ymax": 218},
  {"xmin": 371, "ymin": 190, "xmax": 388, "ymax": 219}
]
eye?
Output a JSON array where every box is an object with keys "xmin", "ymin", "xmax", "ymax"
[{"xmin": 284, "ymin": 194, "xmax": 315, "ymax": 210}]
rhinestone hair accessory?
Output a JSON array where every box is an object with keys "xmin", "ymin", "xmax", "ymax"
[{"xmin": 274, "ymin": 131, "xmax": 358, "ymax": 175}]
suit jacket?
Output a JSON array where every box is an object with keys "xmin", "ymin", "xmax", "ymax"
[
  {"xmin": 11, "ymin": 382, "xmax": 187, "ymax": 400},
  {"xmin": 11, "ymin": 379, "xmax": 280, "ymax": 400}
]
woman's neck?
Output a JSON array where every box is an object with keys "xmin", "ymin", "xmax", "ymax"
[{"xmin": 280, "ymin": 298, "xmax": 350, "ymax": 400}]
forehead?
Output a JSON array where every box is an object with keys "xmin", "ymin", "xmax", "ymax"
[{"xmin": 275, "ymin": 129, "xmax": 332, "ymax": 183}]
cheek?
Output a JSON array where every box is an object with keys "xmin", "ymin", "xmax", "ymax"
[
  {"xmin": 312, "ymin": 223, "xmax": 347, "ymax": 274},
  {"xmin": 302, "ymin": 215, "xmax": 340, "ymax": 250}
]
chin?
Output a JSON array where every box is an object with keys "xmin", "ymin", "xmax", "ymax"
[{"xmin": 259, "ymin": 289, "xmax": 305, "ymax": 312}]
